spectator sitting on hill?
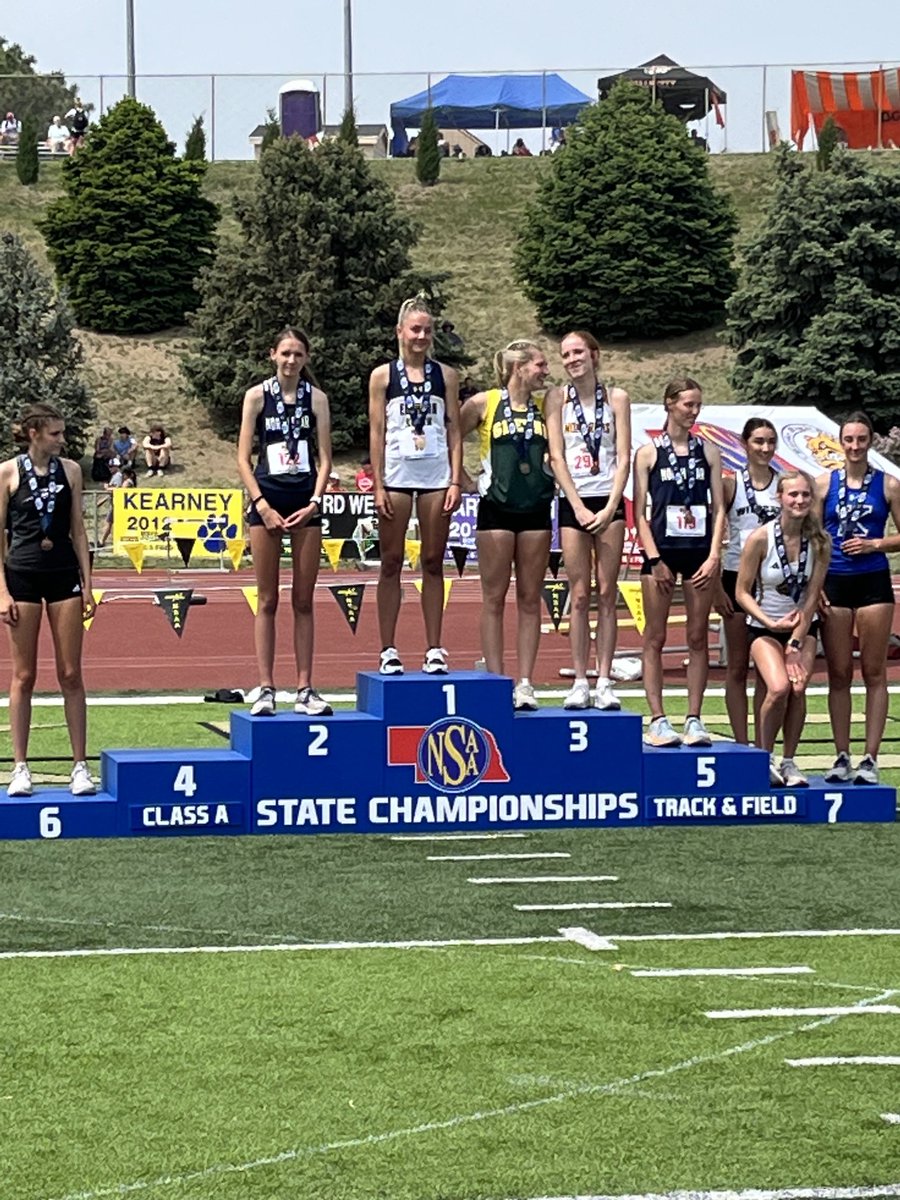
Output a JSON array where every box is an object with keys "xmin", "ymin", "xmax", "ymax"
[
  {"xmin": 512, "ymin": 138, "xmax": 532, "ymax": 157},
  {"xmin": 46, "ymin": 116, "xmax": 70, "ymax": 153},
  {"xmin": 113, "ymin": 425, "xmax": 137, "ymax": 467},
  {"xmin": 98, "ymin": 465, "xmax": 137, "ymax": 546},
  {"xmin": 65, "ymin": 100, "xmax": 89, "ymax": 151},
  {"xmin": 91, "ymin": 426, "xmax": 117, "ymax": 482},
  {"xmin": 1, "ymin": 112, "xmax": 21, "ymax": 146},
  {"xmin": 441, "ymin": 320, "xmax": 465, "ymax": 352},
  {"xmin": 326, "ymin": 470, "xmax": 343, "ymax": 493},
  {"xmin": 142, "ymin": 423, "xmax": 173, "ymax": 477}
]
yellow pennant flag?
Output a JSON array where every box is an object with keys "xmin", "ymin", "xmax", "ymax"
[
  {"xmin": 413, "ymin": 577, "xmax": 453, "ymax": 610},
  {"xmin": 241, "ymin": 585, "xmax": 258, "ymax": 615},
  {"xmin": 405, "ymin": 538, "xmax": 421, "ymax": 570},
  {"xmin": 322, "ymin": 538, "xmax": 344, "ymax": 571},
  {"xmin": 618, "ymin": 580, "xmax": 646, "ymax": 634},
  {"xmin": 83, "ymin": 588, "xmax": 104, "ymax": 632},
  {"xmin": 225, "ymin": 538, "xmax": 245, "ymax": 571},
  {"xmin": 123, "ymin": 541, "xmax": 145, "ymax": 573}
]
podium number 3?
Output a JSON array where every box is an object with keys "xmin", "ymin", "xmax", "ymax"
[{"xmin": 569, "ymin": 720, "xmax": 588, "ymax": 752}]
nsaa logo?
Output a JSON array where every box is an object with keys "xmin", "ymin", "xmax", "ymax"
[{"xmin": 388, "ymin": 717, "xmax": 510, "ymax": 792}]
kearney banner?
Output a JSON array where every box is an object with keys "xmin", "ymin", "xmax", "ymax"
[{"xmin": 113, "ymin": 488, "xmax": 244, "ymax": 559}]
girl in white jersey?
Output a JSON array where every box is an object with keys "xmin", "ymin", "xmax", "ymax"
[
  {"xmin": 546, "ymin": 331, "xmax": 631, "ymax": 711},
  {"xmin": 736, "ymin": 470, "xmax": 831, "ymax": 788},
  {"xmin": 368, "ymin": 296, "xmax": 461, "ymax": 675},
  {"xmin": 716, "ymin": 418, "xmax": 780, "ymax": 744}
]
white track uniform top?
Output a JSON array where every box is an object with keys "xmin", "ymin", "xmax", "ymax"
[
  {"xmin": 723, "ymin": 469, "xmax": 780, "ymax": 570},
  {"xmin": 561, "ymin": 387, "xmax": 616, "ymax": 497},
  {"xmin": 747, "ymin": 521, "xmax": 817, "ymax": 629},
  {"xmin": 382, "ymin": 359, "xmax": 450, "ymax": 491}
]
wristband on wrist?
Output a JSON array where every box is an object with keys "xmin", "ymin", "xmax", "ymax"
[
  {"xmin": 250, "ymin": 495, "xmax": 263, "ymax": 507},
  {"xmin": 646, "ymin": 555, "xmax": 661, "ymax": 568},
  {"xmin": 449, "ymin": 480, "xmax": 461, "ymax": 487},
  {"xmin": 310, "ymin": 495, "xmax": 322, "ymax": 506},
  {"xmin": 788, "ymin": 638, "xmax": 802, "ymax": 650}
]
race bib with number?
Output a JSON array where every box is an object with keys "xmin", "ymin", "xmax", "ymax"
[
  {"xmin": 398, "ymin": 424, "xmax": 439, "ymax": 460},
  {"xmin": 666, "ymin": 505, "xmax": 707, "ymax": 538},
  {"xmin": 266, "ymin": 440, "xmax": 310, "ymax": 476}
]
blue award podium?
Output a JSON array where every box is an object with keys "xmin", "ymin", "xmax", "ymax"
[{"xmin": 0, "ymin": 672, "xmax": 894, "ymax": 839}]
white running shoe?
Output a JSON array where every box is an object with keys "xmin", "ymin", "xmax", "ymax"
[
  {"xmin": 513, "ymin": 681, "xmax": 538, "ymax": 711},
  {"xmin": 593, "ymin": 680, "xmax": 621, "ymax": 711},
  {"xmin": 563, "ymin": 681, "xmax": 591, "ymax": 710},
  {"xmin": 682, "ymin": 716, "xmax": 712, "ymax": 747},
  {"xmin": 70, "ymin": 761, "xmax": 97, "ymax": 796},
  {"xmin": 250, "ymin": 686, "xmax": 276, "ymax": 716},
  {"xmin": 855, "ymin": 754, "xmax": 879, "ymax": 785},
  {"xmin": 643, "ymin": 717, "xmax": 681, "ymax": 747},
  {"xmin": 780, "ymin": 758, "xmax": 808, "ymax": 788},
  {"xmin": 294, "ymin": 687, "xmax": 333, "ymax": 716},
  {"xmin": 769, "ymin": 755, "xmax": 785, "ymax": 787},
  {"xmin": 145, "ymin": 469, "xmax": 155, "ymax": 478},
  {"xmin": 422, "ymin": 647, "xmax": 449, "ymax": 675},
  {"xmin": 7, "ymin": 762, "xmax": 32, "ymax": 797},
  {"xmin": 824, "ymin": 751, "xmax": 852, "ymax": 783},
  {"xmin": 379, "ymin": 647, "xmax": 404, "ymax": 675}
]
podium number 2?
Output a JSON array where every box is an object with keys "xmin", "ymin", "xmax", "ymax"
[{"xmin": 308, "ymin": 725, "xmax": 328, "ymax": 756}]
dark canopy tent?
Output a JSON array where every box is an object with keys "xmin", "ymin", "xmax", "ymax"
[
  {"xmin": 389, "ymin": 73, "xmax": 592, "ymax": 155},
  {"xmin": 597, "ymin": 54, "xmax": 726, "ymax": 123}
]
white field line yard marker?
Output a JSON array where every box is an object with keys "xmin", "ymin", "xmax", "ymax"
[
  {"xmin": 706, "ymin": 1004, "xmax": 900, "ymax": 1019},
  {"xmin": 559, "ymin": 926, "xmax": 619, "ymax": 951},
  {"xmin": 46, "ymin": 991, "xmax": 899, "ymax": 1200},
  {"xmin": 594, "ymin": 927, "xmax": 900, "ymax": 949},
  {"xmin": 633, "ymin": 966, "xmax": 814, "ymax": 978},
  {"xmin": 469, "ymin": 875, "xmax": 619, "ymax": 885},
  {"xmin": 390, "ymin": 833, "xmax": 527, "ymax": 841},
  {"xmin": 882, "ymin": 1112, "xmax": 900, "ymax": 1124},
  {"xmin": 787, "ymin": 1056, "xmax": 900, "ymax": 1067},
  {"xmin": 427, "ymin": 852, "xmax": 571, "ymax": 862},
  {"xmin": 516, "ymin": 901, "xmax": 671, "ymax": 912},
  {"xmin": 522, "ymin": 1188, "xmax": 900, "ymax": 1199}
]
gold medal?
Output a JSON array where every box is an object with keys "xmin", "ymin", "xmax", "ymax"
[
  {"xmin": 40, "ymin": 537, "xmax": 53, "ymax": 551},
  {"xmin": 590, "ymin": 462, "xmax": 600, "ymax": 476}
]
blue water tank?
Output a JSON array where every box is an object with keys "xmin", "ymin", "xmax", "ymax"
[{"xmin": 279, "ymin": 79, "xmax": 321, "ymax": 140}]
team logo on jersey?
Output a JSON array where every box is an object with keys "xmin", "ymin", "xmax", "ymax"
[{"xmin": 387, "ymin": 718, "xmax": 510, "ymax": 792}]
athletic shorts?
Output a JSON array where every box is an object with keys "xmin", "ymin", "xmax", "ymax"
[
  {"xmin": 746, "ymin": 620, "xmax": 820, "ymax": 648},
  {"xmin": 720, "ymin": 568, "xmax": 759, "ymax": 614},
  {"xmin": 824, "ymin": 568, "xmax": 894, "ymax": 610},
  {"xmin": 476, "ymin": 496, "xmax": 553, "ymax": 534},
  {"xmin": 5, "ymin": 565, "xmax": 82, "ymax": 605},
  {"xmin": 557, "ymin": 494, "xmax": 626, "ymax": 530},
  {"xmin": 641, "ymin": 547, "xmax": 710, "ymax": 580},
  {"xmin": 385, "ymin": 486, "xmax": 446, "ymax": 498},
  {"xmin": 247, "ymin": 482, "xmax": 322, "ymax": 528}
]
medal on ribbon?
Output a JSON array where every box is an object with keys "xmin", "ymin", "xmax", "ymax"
[
  {"xmin": 269, "ymin": 377, "xmax": 310, "ymax": 472},
  {"xmin": 567, "ymin": 382, "xmax": 606, "ymax": 475},
  {"xmin": 836, "ymin": 466, "xmax": 874, "ymax": 540},
  {"xmin": 21, "ymin": 454, "xmax": 58, "ymax": 551},
  {"xmin": 500, "ymin": 388, "xmax": 536, "ymax": 474},
  {"xmin": 657, "ymin": 430, "xmax": 700, "ymax": 516},
  {"xmin": 741, "ymin": 467, "xmax": 778, "ymax": 525},
  {"xmin": 397, "ymin": 358, "xmax": 433, "ymax": 451},
  {"xmin": 773, "ymin": 519, "xmax": 810, "ymax": 603}
]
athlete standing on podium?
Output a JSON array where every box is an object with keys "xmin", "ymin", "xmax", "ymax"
[
  {"xmin": 368, "ymin": 295, "xmax": 461, "ymax": 676},
  {"xmin": 238, "ymin": 327, "xmax": 334, "ymax": 718},
  {"xmin": 545, "ymin": 330, "xmax": 631, "ymax": 712},
  {"xmin": 0, "ymin": 403, "xmax": 96, "ymax": 797}
]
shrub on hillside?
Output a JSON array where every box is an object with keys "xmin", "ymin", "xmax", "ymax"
[
  {"xmin": 514, "ymin": 81, "xmax": 738, "ymax": 339},
  {"xmin": 726, "ymin": 145, "xmax": 900, "ymax": 427},
  {"xmin": 0, "ymin": 232, "xmax": 94, "ymax": 457},
  {"xmin": 15, "ymin": 115, "xmax": 39, "ymax": 185},
  {"xmin": 337, "ymin": 106, "xmax": 358, "ymax": 147},
  {"xmin": 182, "ymin": 134, "xmax": 459, "ymax": 449},
  {"xmin": 184, "ymin": 114, "xmax": 206, "ymax": 162},
  {"xmin": 416, "ymin": 108, "xmax": 441, "ymax": 187},
  {"xmin": 40, "ymin": 96, "xmax": 218, "ymax": 333}
]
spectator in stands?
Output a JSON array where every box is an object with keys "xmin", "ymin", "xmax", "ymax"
[
  {"xmin": 98, "ymin": 465, "xmax": 137, "ymax": 547},
  {"xmin": 326, "ymin": 470, "xmax": 343, "ymax": 493},
  {"xmin": 474, "ymin": 144, "xmax": 492, "ymax": 157},
  {"xmin": 1, "ymin": 112, "xmax": 21, "ymax": 146},
  {"xmin": 112, "ymin": 426, "xmax": 137, "ymax": 467},
  {"xmin": 46, "ymin": 115, "xmax": 70, "ymax": 153},
  {"xmin": 437, "ymin": 132, "xmax": 449, "ymax": 157},
  {"xmin": 512, "ymin": 138, "xmax": 532, "ymax": 157},
  {"xmin": 441, "ymin": 321, "xmax": 465, "ymax": 352},
  {"xmin": 65, "ymin": 100, "xmax": 89, "ymax": 151},
  {"xmin": 142, "ymin": 424, "xmax": 172, "ymax": 477},
  {"xmin": 91, "ymin": 427, "xmax": 117, "ymax": 483},
  {"xmin": 550, "ymin": 125, "xmax": 567, "ymax": 151},
  {"xmin": 355, "ymin": 457, "xmax": 375, "ymax": 494}
]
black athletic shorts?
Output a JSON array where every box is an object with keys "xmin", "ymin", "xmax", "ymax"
[
  {"xmin": 557, "ymin": 494, "xmax": 626, "ymax": 530},
  {"xmin": 746, "ymin": 620, "xmax": 820, "ymax": 648},
  {"xmin": 385, "ymin": 486, "xmax": 446, "ymax": 498},
  {"xmin": 824, "ymin": 568, "xmax": 895, "ymax": 610},
  {"xmin": 247, "ymin": 483, "xmax": 322, "ymax": 528},
  {"xmin": 641, "ymin": 547, "xmax": 710, "ymax": 580},
  {"xmin": 720, "ymin": 568, "xmax": 758, "ymax": 614},
  {"xmin": 476, "ymin": 497, "xmax": 552, "ymax": 534},
  {"xmin": 5, "ymin": 565, "xmax": 82, "ymax": 605}
]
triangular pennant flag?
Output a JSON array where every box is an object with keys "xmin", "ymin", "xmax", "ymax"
[
  {"xmin": 405, "ymin": 538, "xmax": 421, "ymax": 570},
  {"xmin": 414, "ymin": 577, "xmax": 453, "ymax": 610},
  {"xmin": 241, "ymin": 585, "xmax": 258, "ymax": 615},
  {"xmin": 617, "ymin": 580, "xmax": 646, "ymax": 635},
  {"xmin": 226, "ymin": 538, "xmax": 245, "ymax": 571},
  {"xmin": 83, "ymin": 588, "xmax": 104, "ymax": 632},
  {"xmin": 175, "ymin": 537, "xmax": 195, "ymax": 568},
  {"xmin": 542, "ymin": 580, "xmax": 570, "ymax": 630},
  {"xmin": 450, "ymin": 545, "xmax": 469, "ymax": 577},
  {"xmin": 548, "ymin": 550, "xmax": 563, "ymax": 579},
  {"xmin": 329, "ymin": 583, "xmax": 365, "ymax": 633},
  {"xmin": 322, "ymin": 538, "xmax": 344, "ymax": 571},
  {"xmin": 123, "ymin": 541, "xmax": 145, "ymax": 573},
  {"xmin": 154, "ymin": 588, "xmax": 193, "ymax": 638}
]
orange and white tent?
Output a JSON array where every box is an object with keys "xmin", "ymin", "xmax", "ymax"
[{"xmin": 791, "ymin": 68, "xmax": 900, "ymax": 149}]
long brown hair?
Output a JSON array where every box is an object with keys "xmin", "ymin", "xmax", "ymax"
[
  {"xmin": 271, "ymin": 326, "xmax": 318, "ymax": 388},
  {"xmin": 12, "ymin": 403, "xmax": 64, "ymax": 448}
]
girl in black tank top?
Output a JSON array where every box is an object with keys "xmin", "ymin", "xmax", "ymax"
[{"xmin": 0, "ymin": 403, "xmax": 96, "ymax": 797}]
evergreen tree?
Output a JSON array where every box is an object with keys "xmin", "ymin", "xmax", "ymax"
[
  {"xmin": 40, "ymin": 97, "xmax": 218, "ymax": 334},
  {"xmin": 0, "ymin": 36, "xmax": 79, "ymax": 131},
  {"xmin": 514, "ymin": 81, "xmax": 738, "ymax": 339},
  {"xmin": 183, "ymin": 135, "xmax": 455, "ymax": 449},
  {"xmin": 15, "ymin": 115, "xmax": 39, "ymax": 185},
  {"xmin": 184, "ymin": 114, "xmax": 206, "ymax": 163},
  {"xmin": 338, "ymin": 106, "xmax": 358, "ymax": 147},
  {"xmin": 0, "ymin": 232, "xmax": 94, "ymax": 458},
  {"xmin": 816, "ymin": 115, "xmax": 841, "ymax": 172},
  {"xmin": 259, "ymin": 107, "xmax": 281, "ymax": 155},
  {"xmin": 726, "ymin": 145, "xmax": 900, "ymax": 427},
  {"xmin": 416, "ymin": 107, "xmax": 441, "ymax": 186}
]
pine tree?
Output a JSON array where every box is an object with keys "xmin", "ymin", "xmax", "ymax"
[
  {"xmin": 0, "ymin": 232, "xmax": 94, "ymax": 458},
  {"xmin": 182, "ymin": 135, "xmax": 454, "ymax": 449},
  {"xmin": 416, "ymin": 107, "xmax": 441, "ymax": 186},
  {"xmin": 816, "ymin": 115, "xmax": 840, "ymax": 172},
  {"xmin": 726, "ymin": 145, "xmax": 900, "ymax": 427},
  {"xmin": 514, "ymin": 81, "xmax": 738, "ymax": 339},
  {"xmin": 338, "ymin": 106, "xmax": 358, "ymax": 147},
  {"xmin": 184, "ymin": 114, "xmax": 206, "ymax": 163},
  {"xmin": 259, "ymin": 107, "xmax": 281, "ymax": 155},
  {"xmin": 15, "ymin": 115, "xmax": 39, "ymax": 185},
  {"xmin": 40, "ymin": 97, "xmax": 218, "ymax": 333}
]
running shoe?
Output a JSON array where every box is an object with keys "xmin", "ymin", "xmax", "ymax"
[
  {"xmin": 250, "ymin": 686, "xmax": 276, "ymax": 716},
  {"xmin": 593, "ymin": 680, "xmax": 621, "ymax": 711},
  {"xmin": 70, "ymin": 761, "xmax": 97, "ymax": 796},
  {"xmin": 145, "ymin": 469, "xmax": 155, "ymax": 478},
  {"xmin": 513, "ymin": 681, "xmax": 538, "ymax": 711},
  {"xmin": 563, "ymin": 681, "xmax": 591, "ymax": 710},
  {"xmin": 779, "ymin": 758, "xmax": 808, "ymax": 788},
  {"xmin": 769, "ymin": 755, "xmax": 785, "ymax": 787},
  {"xmin": 643, "ymin": 717, "xmax": 681, "ymax": 747},
  {"xmin": 294, "ymin": 687, "xmax": 333, "ymax": 716},
  {"xmin": 854, "ymin": 755, "xmax": 879, "ymax": 785},
  {"xmin": 824, "ymin": 751, "xmax": 852, "ymax": 783},
  {"xmin": 379, "ymin": 647, "xmax": 404, "ymax": 675},
  {"xmin": 682, "ymin": 716, "xmax": 712, "ymax": 747},
  {"xmin": 7, "ymin": 762, "xmax": 32, "ymax": 797},
  {"xmin": 422, "ymin": 647, "xmax": 449, "ymax": 675}
]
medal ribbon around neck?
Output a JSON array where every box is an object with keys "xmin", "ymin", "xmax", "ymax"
[
  {"xmin": 396, "ymin": 358, "xmax": 433, "ymax": 435},
  {"xmin": 21, "ymin": 453, "xmax": 59, "ymax": 534},
  {"xmin": 500, "ymin": 388, "xmax": 537, "ymax": 468},
  {"xmin": 741, "ymin": 466, "xmax": 778, "ymax": 524},
  {"xmin": 773, "ymin": 518, "xmax": 810, "ymax": 604},
  {"xmin": 567, "ymin": 381, "xmax": 606, "ymax": 468},
  {"xmin": 269, "ymin": 376, "xmax": 311, "ymax": 461},
  {"xmin": 836, "ymin": 465, "xmax": 874, "ymax": 540},
  {"xmin": 658, "ymin": 429, "xmax": 700, "ymax": 510}
]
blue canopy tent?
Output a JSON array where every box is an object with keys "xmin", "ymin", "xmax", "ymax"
[{"xmin": 389, "ymin": 73, "xmax": 592, "ymax": 156}]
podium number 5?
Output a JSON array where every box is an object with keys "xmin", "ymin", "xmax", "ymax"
[{"xmin": 697, "ymin": 757, "xmax": 716, "ymax": 788}]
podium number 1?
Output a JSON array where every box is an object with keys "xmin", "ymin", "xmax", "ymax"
[{"xmin": 442, "ymin": 684, "xmax": 456, "ymax": 715}]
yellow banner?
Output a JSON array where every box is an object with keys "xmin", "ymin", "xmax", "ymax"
[
  {"xmin": 413, "ymin": 577, "xmax": 453, "ymax": 610},
  {"xmin": 112, "ymin": 488, "xmax": 243, "ymax": 559},
  {"xmin": 618, "ymin": 580, "xmax": 646, "ymax": 634},
  {"xmin": 123, "ymin": 541, "xmax": 145, "ymax": 573},
  {"xmin": 83, "ymin": 588, "xmax": 104, "ymax": 631},
  {"xmin": 225, "ymin": 538, "xmax": 245, "ymax": 571},
  {"xmin": 322, "ymin": 538, "xmax": 344, "ymax": 571}
]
